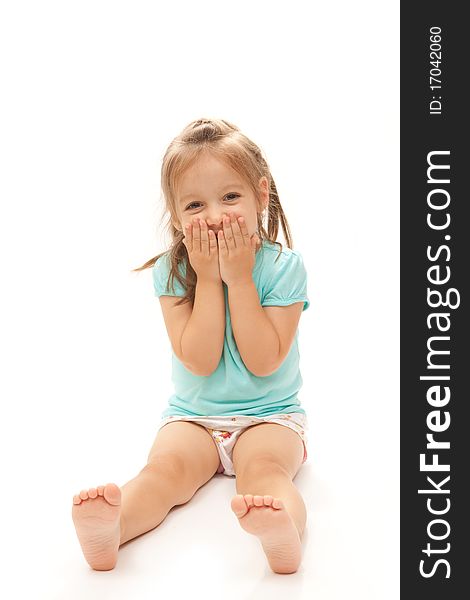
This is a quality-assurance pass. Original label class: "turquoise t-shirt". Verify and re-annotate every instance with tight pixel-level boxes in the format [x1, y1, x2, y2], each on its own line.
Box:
[152, 239, 310, 419]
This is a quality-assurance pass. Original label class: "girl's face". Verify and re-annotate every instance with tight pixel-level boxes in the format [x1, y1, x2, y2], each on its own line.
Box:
[173, 152, 269, 239]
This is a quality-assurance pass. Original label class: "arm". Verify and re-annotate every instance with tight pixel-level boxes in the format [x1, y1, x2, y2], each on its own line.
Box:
[228, 280, 303, 377]
[228, 280, 278, 376]
[180, 278, 225, 376]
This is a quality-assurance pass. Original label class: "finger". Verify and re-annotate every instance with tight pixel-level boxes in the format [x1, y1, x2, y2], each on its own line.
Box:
[208, 229, 218, 256]
[192, 217, 201, 253]
[232, 213, 244, 246]
[223, 214, 235, 249]
[218, 229, 227, 254]
[236, 216, 249, 245]
[184, 223, 192, 253]
[199, 218, 209, 255]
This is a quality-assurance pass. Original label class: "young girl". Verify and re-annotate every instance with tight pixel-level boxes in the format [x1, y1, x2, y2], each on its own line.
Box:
[72, 118, 310, 575]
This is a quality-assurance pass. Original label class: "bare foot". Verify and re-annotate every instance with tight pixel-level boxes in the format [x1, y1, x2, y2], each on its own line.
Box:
[231, 494, 301, 574]
[72, 483, 121, 570]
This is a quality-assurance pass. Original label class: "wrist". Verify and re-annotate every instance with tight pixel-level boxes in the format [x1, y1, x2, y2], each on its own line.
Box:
[227, 278, 254, 291]
[197, 276, 223, 287]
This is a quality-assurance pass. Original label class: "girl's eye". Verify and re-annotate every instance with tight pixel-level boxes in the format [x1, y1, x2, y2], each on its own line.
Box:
[224, 193, 239, 201]
[185, 193, 239, 211]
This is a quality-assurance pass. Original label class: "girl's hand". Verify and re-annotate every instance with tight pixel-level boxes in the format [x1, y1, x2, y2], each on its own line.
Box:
[217, 213, 260, 287]
[182, 217, 221, 284]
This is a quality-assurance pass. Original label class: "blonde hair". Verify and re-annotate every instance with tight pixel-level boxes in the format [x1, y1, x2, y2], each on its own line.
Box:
[132, 117, 294, 306]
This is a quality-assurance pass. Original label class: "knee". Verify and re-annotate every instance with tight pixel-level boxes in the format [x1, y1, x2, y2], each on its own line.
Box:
[235, 456, 289, 483]
[140, 456, 197, 506]
[143, 453, 187, 482]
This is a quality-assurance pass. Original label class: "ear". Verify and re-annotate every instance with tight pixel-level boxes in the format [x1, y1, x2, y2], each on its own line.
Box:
[172, 218, 182, 232]
[258, 176, 270, 211]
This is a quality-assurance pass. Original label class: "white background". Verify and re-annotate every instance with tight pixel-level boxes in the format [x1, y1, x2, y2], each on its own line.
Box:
[0, 1, 399, 598]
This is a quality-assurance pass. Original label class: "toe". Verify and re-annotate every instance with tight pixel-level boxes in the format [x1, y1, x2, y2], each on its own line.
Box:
[97, 486, 105, 496]
[73, 495, 82, 505]
[231, 494, 249, 518]
[264, 495, 274, 506]
[103, 483, 121, 506]
[272, 497, 283, 509]
[244, 494, 254, 508]
[253, 495, 264, 507]
[79, 489, 89, 500]
[88, 488, 98, 499]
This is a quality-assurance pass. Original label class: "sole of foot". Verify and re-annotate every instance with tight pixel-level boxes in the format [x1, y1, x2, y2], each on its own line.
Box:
[72, 482, 121, 571]
[231, 493, 301, 574]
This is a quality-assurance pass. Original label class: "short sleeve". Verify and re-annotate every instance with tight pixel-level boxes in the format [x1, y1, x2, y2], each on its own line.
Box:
[261, 250, 310, 311]
[152, 253, 187, 298]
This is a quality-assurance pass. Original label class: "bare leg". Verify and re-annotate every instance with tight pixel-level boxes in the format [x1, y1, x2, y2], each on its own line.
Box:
[72, 464, 197, 571]
[229, 421, 307, 574]
[72, 420, 220, 571]
[231, 469, 306, 574]
[119, 463, 192, 544]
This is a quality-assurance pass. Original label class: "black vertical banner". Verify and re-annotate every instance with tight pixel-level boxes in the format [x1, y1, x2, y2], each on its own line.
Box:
[401, 2, 469, 598]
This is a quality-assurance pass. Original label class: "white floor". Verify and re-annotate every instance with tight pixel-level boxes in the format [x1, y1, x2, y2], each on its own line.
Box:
[10, 439, 398, 600]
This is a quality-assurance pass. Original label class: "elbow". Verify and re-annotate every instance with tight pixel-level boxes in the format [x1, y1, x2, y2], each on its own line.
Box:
[200, 358, 221, 376]
[191, 353, 222, 377]
[249, 360, 281, 378]
[183, 364, 204, 376]
[178, 348, 220, 377]
[183, 358, 219, 377]
[189, 369, 209, 377]
[181, 361, 214, 377]
[192, 366, 218, 377]
[250, 336, 283, 377]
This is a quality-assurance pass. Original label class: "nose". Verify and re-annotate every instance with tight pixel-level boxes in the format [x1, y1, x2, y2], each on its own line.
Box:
[205, 213, 225, 233]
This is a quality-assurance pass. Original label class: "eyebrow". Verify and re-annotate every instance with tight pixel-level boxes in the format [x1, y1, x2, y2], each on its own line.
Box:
[179, 183, 244, 203]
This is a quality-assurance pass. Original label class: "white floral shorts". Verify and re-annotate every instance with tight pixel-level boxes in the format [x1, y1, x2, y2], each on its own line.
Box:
[157, 412, 308, 477]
